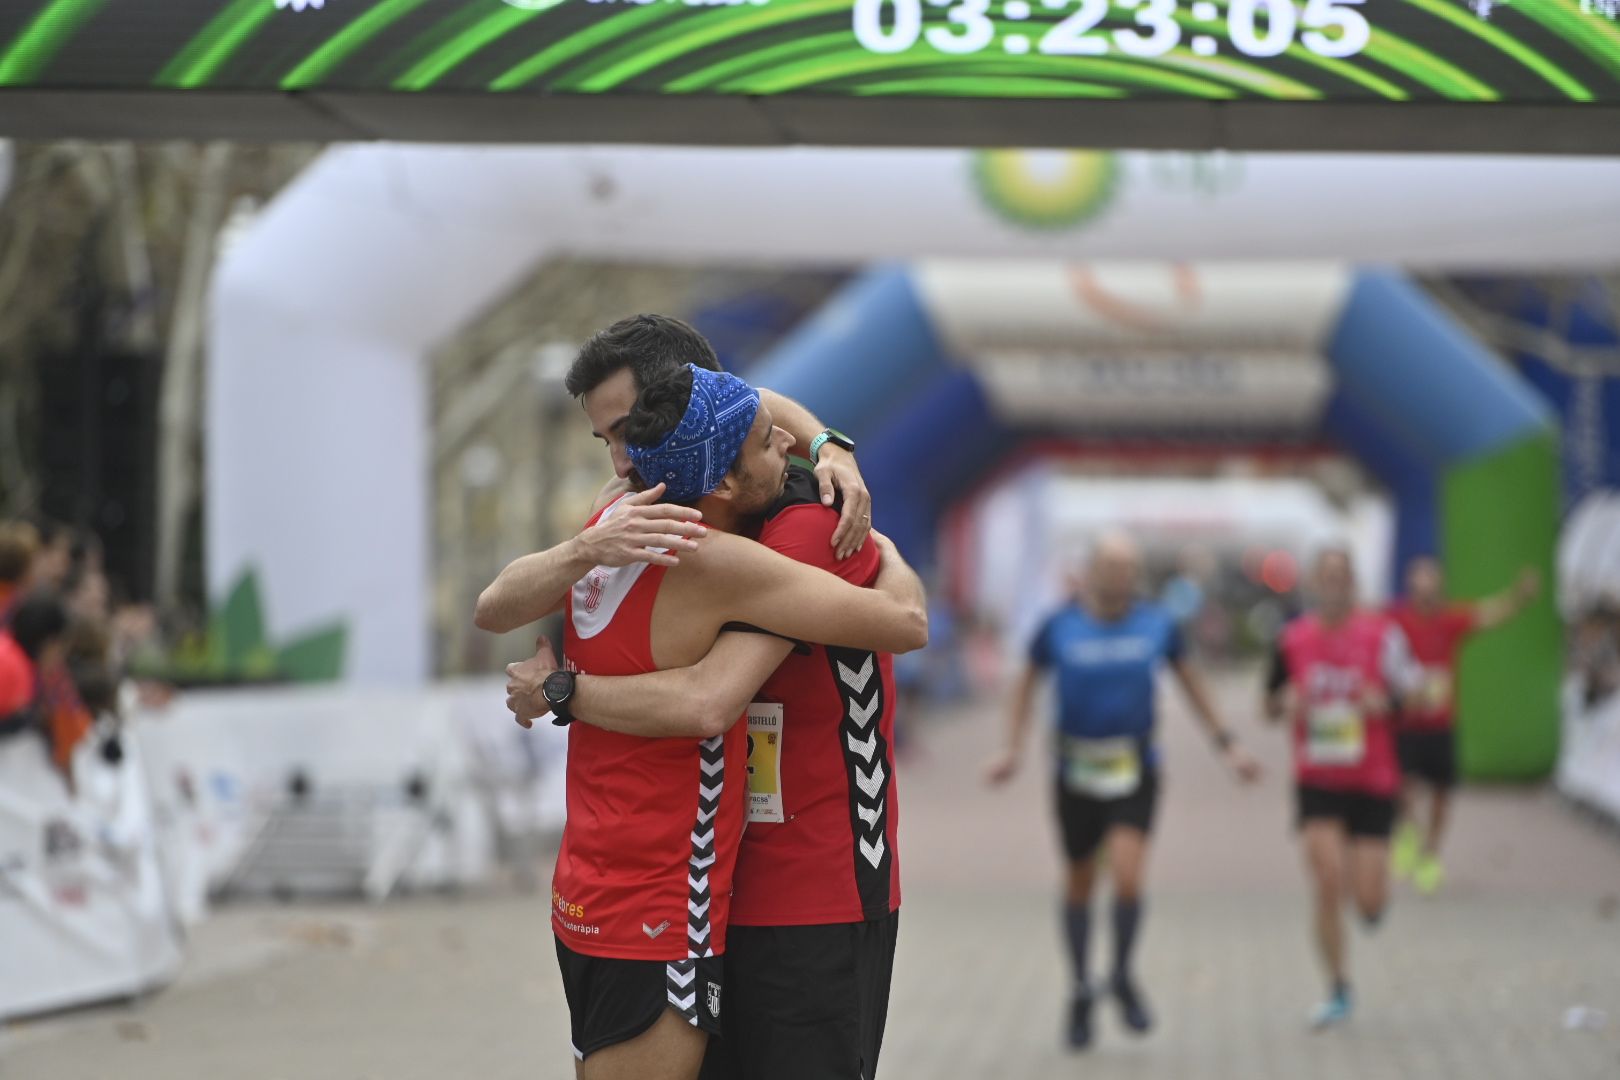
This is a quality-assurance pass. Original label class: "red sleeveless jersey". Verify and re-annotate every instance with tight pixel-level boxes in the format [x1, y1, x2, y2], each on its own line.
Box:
[1277, 611, 1403, 797]
[551, 496, 748, 961]
[729, 473, 900, 927]
[1386, 604, 1477, 730]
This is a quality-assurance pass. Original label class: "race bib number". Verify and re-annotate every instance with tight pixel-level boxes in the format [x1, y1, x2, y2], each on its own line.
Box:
[1060, 736, 1142, 800]
[1306, 703, 1366, 766]
[1418, 666, 1453, 713]
[745, 703, 784, 824]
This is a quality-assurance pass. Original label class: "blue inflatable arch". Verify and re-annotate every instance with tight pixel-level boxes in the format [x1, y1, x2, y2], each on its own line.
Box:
[748, 264, 1561, 779]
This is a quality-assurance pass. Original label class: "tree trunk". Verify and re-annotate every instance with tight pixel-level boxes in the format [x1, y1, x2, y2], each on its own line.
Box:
[153, 142, 232, 610]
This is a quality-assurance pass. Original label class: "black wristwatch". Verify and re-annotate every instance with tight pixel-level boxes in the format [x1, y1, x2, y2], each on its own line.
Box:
[543, 670, 577, 727]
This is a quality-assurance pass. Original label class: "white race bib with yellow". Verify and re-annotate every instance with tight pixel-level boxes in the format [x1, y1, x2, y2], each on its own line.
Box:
[1306, 702, 1366, 766]
[1060, 736, 1142, 800]
[745, 702, 784, 824]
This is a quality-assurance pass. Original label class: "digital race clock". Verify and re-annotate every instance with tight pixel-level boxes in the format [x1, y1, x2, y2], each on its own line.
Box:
[0, 1, 1616, 147]
[0, 0, 1614, 101]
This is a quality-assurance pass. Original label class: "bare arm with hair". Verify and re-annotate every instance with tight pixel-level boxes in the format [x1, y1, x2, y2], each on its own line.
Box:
[473, 482, 706, 634]
[506, 632, 794, 737]
[758, 388, 871, 561]
[687, 529, 927, 655]
[503, 530, 924, 732]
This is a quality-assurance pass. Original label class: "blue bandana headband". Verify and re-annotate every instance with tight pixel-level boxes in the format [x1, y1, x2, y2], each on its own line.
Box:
[627, 364, 762, 503]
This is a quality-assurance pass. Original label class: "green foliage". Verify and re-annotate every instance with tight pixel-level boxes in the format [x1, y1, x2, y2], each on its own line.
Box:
[129, 567, 348, 686]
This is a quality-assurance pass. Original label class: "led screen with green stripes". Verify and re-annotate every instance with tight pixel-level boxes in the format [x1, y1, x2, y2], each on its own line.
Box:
[1, 0, 1617, 103]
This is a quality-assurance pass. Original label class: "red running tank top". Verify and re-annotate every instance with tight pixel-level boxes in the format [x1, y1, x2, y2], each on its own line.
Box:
[1277, 611, 1403, 797]
[1386, 604, 1478, 730]
[729, 471, 900, 927]
[551, 496, 748, 961]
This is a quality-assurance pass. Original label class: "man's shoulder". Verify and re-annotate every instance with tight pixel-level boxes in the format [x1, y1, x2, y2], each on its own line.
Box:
[758, 466, 859, 575]
[764, 465, 828, 520]
[1045, 601, 1087, 630]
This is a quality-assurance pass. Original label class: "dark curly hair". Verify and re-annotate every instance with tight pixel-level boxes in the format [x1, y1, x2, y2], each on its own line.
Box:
[622, 366, 696, 455]
[564, 314, 721, 400]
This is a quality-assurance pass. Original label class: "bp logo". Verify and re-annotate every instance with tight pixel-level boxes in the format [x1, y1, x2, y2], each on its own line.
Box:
[971, 150, 1120, 232]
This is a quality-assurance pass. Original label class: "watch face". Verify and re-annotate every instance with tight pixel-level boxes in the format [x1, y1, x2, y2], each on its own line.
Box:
[543, 671, 572, 704]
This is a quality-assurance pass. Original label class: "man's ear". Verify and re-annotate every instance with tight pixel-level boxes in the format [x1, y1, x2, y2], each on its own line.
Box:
[708, 472, 740, 503]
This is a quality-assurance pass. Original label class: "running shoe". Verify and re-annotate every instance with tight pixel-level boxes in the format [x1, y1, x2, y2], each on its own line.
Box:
[1414, 854, 1445, 896]
[1112, 974, 1154, 1035]
[1309, 986, 1354, 1031]
[1392, 822, 1420, 881]
[1066, 988, 1095, 1050]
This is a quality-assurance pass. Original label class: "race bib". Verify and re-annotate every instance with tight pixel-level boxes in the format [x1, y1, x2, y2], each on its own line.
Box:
[1306, 702, 1366, 766]
[1060, 736, 1142, 800]
[745, 703, 784, 824]
[1418, 666, 1453, 713]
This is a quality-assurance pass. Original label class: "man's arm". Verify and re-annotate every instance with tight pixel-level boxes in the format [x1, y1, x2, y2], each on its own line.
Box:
[1263, 641, 1292, 723]
[1170, 658, 1262, 783]
[985, 662, 1043, 785]
[1379, 621, 1424, 708]
[693, 529, 927, 654]
[1471, 566, 1541, 630]
[506, 632, 794, 737]
[759, 388, 871, 561]
[473, 482, 706, 634]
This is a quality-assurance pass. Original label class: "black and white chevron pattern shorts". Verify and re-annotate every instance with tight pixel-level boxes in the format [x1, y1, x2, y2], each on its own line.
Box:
[554, 937, 724, 1060]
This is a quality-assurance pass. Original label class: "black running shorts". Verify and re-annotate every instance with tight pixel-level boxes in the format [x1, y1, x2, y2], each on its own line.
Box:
[1397, 728, 1458, 789]
[554, 937, 723, 1060]
[1295, 784, 1397, 840]
[1055, 771, 1160, 862]
[698, 912, 899, 1080]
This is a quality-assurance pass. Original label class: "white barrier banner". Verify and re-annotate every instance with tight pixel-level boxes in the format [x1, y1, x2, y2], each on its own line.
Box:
[0, 732, 184, 1021]
[1559, 683, 1620, 824]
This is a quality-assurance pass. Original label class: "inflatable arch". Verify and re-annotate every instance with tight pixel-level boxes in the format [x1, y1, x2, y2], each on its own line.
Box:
[210, 144, 1578, 776]
[752, 261, 1560, 779]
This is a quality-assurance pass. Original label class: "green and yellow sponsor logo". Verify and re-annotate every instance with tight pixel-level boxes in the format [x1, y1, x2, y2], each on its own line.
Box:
[971, 150, 1120, 232]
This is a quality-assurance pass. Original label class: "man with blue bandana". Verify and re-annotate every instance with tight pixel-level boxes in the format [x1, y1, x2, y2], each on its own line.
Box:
[496, 354, 928, 1080]
[505, 356, 915, 1080]
[985, 533, 1260, 1051]
[475, 315, 874, 637]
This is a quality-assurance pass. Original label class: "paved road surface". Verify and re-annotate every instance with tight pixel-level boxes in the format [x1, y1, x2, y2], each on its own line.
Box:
[6, 671, 1619, 1079]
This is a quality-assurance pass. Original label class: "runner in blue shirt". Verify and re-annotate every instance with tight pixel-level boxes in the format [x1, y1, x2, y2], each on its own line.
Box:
[987, 533, 1260, 1051]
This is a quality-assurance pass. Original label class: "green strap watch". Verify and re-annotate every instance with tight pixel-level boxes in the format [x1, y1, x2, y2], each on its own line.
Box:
[807, 428, 856, 463]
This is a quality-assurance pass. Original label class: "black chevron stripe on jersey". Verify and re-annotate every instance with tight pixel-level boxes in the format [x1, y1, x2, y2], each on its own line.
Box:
[684, 734, 725, 972]
[826, 645, 893, 920]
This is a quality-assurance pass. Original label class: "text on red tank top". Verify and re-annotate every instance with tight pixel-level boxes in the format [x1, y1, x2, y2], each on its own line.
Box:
[1283, 613, 1400, 797]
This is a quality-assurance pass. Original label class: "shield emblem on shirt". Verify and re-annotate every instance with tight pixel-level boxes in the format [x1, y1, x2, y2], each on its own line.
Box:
[583, 569, 606, 613]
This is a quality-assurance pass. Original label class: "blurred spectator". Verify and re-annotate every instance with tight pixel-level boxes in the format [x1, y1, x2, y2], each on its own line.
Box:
[0, 517, 175, 793]
[0, 578, 99, 794]
[1573, 603, 1620, 708]
[64, 532, 109, 623]
[0, 519, 39, 628]
[0, 592, 70, 746]
[65, 615, 120, 723]
[23, 515, 73, 591]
